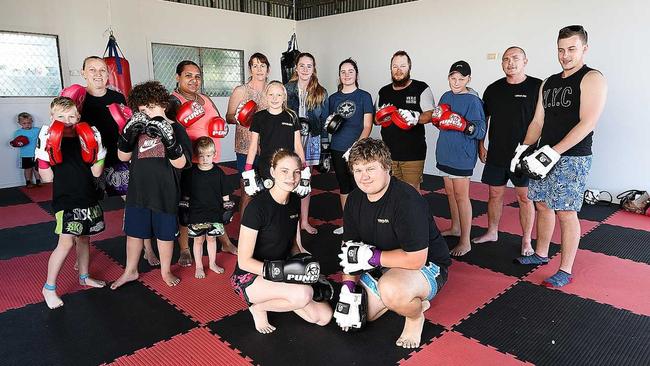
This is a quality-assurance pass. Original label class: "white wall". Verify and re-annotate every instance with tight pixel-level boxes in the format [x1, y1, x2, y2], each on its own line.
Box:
[0, 0, 295, 188]
[2, 0, 648, 195]
[297, 0, 650, 195]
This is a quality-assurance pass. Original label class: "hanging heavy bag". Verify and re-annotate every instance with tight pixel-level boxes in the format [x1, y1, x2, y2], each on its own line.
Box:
[103, 32, 132, 97]
[281, 33, 301, 84]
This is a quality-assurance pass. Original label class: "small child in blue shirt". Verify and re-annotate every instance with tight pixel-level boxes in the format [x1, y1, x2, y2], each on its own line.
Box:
[10, 112, 42, 187]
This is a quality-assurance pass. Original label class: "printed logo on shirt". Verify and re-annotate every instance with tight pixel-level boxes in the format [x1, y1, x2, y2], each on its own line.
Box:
[406, 96, 417, 104]
[289, 213, 299, 219]
[514, 94, 528, 98]
[377, 218, 390, 224]
[281, 122, 294, 127]
[543, 87, 573, 108]
[337, 100, 356, 118]
[138, 135, 165, 159]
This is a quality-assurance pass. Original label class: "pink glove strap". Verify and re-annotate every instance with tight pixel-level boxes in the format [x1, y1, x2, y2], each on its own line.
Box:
[244, 163, 253, 171]
[37, 159, 50, 170]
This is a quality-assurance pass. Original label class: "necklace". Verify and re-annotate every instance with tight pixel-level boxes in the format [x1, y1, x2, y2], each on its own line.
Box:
[177, 89, 199, 103]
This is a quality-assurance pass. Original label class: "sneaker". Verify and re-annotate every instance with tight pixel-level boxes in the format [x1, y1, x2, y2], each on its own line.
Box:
[333, 226, 344, 235]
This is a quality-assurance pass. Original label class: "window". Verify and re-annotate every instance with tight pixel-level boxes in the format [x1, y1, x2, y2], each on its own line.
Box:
[152, 43, 244, 97]
[0, 31, 63, 97]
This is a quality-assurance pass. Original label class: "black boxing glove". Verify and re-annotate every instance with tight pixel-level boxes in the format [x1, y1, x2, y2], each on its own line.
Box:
[146, 116, 183, 160]
[263, 253, 320, 284]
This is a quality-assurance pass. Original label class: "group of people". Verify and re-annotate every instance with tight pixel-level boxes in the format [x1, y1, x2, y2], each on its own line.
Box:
[12, 24, 606, 349]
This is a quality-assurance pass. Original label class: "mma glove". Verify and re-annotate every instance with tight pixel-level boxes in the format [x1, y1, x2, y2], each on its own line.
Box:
[262, 253, 321, 284]
[222, 199, 235, 224]
[334, 283, 368, 331]
[293, 167, 312, 198]
[146, 117, 184, 160]
[312, 276, 334, 302]
[397, 109, 420, 126]
[338, 241, 382, 275]
[178, 200, 190, 226]
[520, 145, 561, 180]
[242, 169, 264, 196]
[509, 143, 537, 175]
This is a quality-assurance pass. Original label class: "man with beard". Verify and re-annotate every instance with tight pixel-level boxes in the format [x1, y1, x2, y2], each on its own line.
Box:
[375, 51, 434, 190]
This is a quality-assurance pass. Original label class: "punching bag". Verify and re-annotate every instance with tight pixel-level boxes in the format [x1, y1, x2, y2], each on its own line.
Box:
[281, 33, 301, 84]
[103, 33, 132, 97]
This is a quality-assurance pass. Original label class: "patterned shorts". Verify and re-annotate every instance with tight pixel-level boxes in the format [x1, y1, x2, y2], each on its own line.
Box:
[302, 134, 321, 166]
[359, 262, 448, 301]
[102, 162, 130, 196]
[55, 204, 105, 236]
[528, 155, 592, 211]
[230, 272, 257, 306]
[187, 222, 225, 238]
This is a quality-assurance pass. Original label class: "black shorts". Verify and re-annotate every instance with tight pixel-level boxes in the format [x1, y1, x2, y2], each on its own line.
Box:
[54, 204, 105, 236]
[21, 157, 35, 169]
[332, 150, 357, 195]
[481, 163, 529, 187]
[187, 222, 225, 238]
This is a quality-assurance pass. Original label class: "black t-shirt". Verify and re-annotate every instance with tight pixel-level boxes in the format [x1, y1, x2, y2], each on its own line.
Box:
[81, 89, 126, 166]
[125, 120, 192, 214]
[181, 164, 228, 224]
[539, 65, 597, 156]
[234, 190, 300, 275]
[51, 137, 100, 212]
[378, 80, 432, 161]
[343, 177, 451, 268]
[250, 109, 300, 166]
[482, 76, 542, 167]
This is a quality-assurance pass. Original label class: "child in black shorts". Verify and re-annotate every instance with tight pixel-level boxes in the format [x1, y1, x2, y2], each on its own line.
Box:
[111, 81, 192, 289]
[181, 136, 235, 278]
[37, 97, 107, 309]
[10, 112, 42, 187]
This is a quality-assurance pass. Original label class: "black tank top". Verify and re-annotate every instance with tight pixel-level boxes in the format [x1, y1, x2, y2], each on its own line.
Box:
[539, 65, 598, 156]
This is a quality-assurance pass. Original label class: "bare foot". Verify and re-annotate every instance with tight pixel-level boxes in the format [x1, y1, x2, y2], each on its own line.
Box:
[395, 300, 429, 349]
[222, 243, 238, 255]
[441, 227, 461, 237]
[472, 231, 498, 244]
[177, 249, 192, 267]
[110, 271, 139, 290]
[521, 240, 534, 256]
[249, 305, 276, 334]
[80, 276, 106, 288]
[301, 221, 318, 235]
[450, 242, 471, 257]
[143, 250, 160, 266]
[162, 272, 181, 287]
[209, 263, 225, 274]
[195, 267, 206, 279]
[42, 287, 64, 309]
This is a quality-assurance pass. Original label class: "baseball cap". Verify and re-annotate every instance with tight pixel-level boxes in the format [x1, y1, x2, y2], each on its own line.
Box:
[449, 60, 471, 76]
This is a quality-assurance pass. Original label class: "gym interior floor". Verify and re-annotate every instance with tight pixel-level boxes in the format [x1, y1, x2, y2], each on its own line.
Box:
[1, 161, 648, 366]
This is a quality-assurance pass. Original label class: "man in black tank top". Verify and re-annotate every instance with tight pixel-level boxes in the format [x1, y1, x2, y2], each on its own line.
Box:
[512, 26, 607, 287]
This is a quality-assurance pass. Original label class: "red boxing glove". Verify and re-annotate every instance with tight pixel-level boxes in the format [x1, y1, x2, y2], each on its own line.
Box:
[431, 104, 451, 127]
[60, 84, 86, 113]
[75, 122, 99, 164]
[46, 121, 65, 165]
[176, 101, 205, 128]
[235, 100, 257, 127]
[438, 111, 475, 135]
[107, 103, 133, 134]
[207, 116, 229, 138]
[10, 135, 29, 147]
[375, 104, 396, 127]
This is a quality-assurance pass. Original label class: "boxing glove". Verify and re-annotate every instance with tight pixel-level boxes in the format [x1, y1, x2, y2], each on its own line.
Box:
[520, 145, 561, 180]
[325, 114, 344, 134]
[298, 117, 311, 136]
[222, 199, 235, 224]
[107, 103, 133, 134]
[316, 137, 332, 174]
[178, 200, 190, 226]
[338, 241, 381, 275]
[375, 104, 397, 127]
[35, 126, 51, 166]
[431, 104, 451, 127]
[510, 143, 536, 175]
[75, 122, 99, 164]
[146, 117, 184, 160]
[10, 135, 29, 147]
[118, 112, 149, 153]
[235, 100, 257, 127]
[262, 253, 321, 284]
[207, 116, 229, 138]
[391, 109, 420, 130]
[242, 169, 264, 196]
[43, 121, 65, 166]
[176, 101, 205, 128]
[438, 111, 475, 135]
[293, 167, 312, 198]
[60, 84, 86, 112]
[334, 283, 368, 330]
[312, 276, 334, 302]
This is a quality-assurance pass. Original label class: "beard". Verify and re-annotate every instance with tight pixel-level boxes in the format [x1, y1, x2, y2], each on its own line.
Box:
[392, 70, 411, 87]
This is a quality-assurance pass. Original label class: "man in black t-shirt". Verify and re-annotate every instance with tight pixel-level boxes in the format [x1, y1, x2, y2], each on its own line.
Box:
[335, 138, 450, 349]
[473, 47, 541, 256]
[376, 51, 435, 190]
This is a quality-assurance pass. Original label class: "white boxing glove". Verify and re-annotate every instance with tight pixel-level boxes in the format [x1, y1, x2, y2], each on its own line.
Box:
[398, 109, 420, 126]
[91, 126, 107, 162]
[338, 241, 380, 275]
[293, 167, 311, 198]
[242, 169, 263, 196]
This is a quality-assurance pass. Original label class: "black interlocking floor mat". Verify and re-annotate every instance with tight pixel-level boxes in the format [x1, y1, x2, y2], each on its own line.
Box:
[0, 187, 32, 206]
[580, 223, 650, 264]
[454, 281, 650, 366]
[0, 221, 57, 259]
[424, 192, 488, 219]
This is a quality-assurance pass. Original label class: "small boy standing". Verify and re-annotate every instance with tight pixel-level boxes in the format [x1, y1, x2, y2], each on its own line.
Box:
[111, 81, 192, 289]
[10, 112, 42, 187]
[181, 136, 235, 279]
[37, 97, 107, 309]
